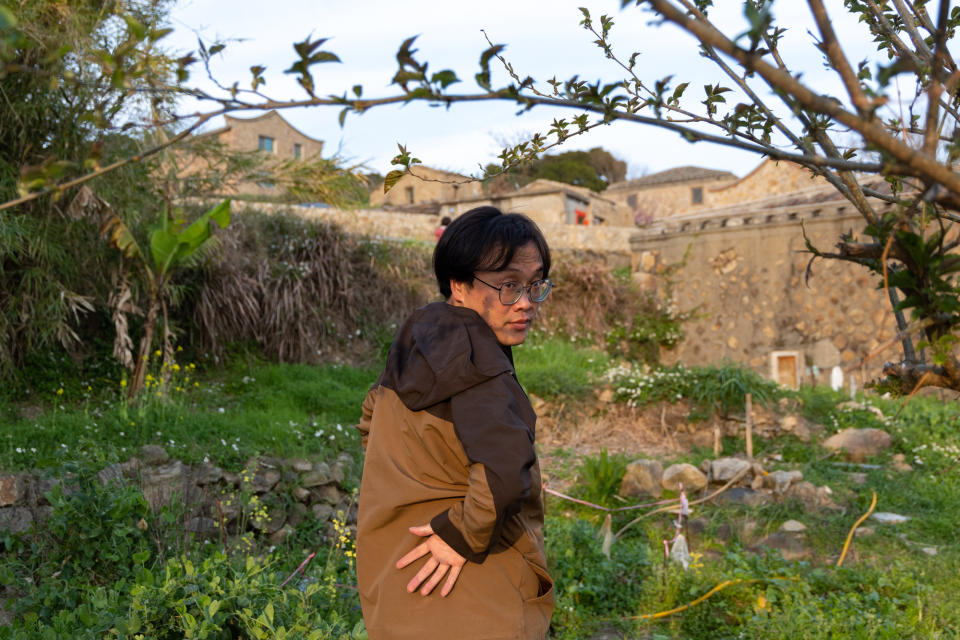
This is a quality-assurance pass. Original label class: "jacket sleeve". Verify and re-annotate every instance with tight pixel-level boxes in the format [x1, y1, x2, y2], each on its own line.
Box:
[429, 373, 536, 563]
[355, 386, 378, 450]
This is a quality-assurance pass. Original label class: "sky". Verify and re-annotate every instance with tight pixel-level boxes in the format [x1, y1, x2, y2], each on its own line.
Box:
[166, 1, 873, 180]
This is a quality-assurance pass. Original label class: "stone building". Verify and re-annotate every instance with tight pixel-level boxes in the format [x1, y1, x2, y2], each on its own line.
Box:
[630, 184, 899, 390]
[439, 178, 629, 227]
[368, 166, 483, 212]
[606, 166, 738, 222]
[607, 159, 832, 223]
[181, 110, 324, 199]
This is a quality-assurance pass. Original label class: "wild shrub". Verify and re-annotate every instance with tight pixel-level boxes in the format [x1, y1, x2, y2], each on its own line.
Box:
[184, 209, 433, 364]
[539, 260, 686, 365]
[605, 362, 783, 416]
[575, 449, 629, 507]
[0, 460, 152, 619]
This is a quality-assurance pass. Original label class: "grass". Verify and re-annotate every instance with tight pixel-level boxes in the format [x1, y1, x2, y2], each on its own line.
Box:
[514, 332, 610, 399]
[3, 343, 960, 638]
[0, 356, 376, 472]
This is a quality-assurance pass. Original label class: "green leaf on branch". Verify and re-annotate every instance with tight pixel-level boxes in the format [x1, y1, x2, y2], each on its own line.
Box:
[476, 43, 505, 90]
[383, 170, 404, 194]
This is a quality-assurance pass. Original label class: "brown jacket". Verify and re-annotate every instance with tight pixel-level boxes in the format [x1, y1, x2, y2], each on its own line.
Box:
[356, 302, 554, 639]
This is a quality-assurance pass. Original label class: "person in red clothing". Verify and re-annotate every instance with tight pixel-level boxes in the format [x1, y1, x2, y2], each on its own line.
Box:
[434, 215, 452, 241]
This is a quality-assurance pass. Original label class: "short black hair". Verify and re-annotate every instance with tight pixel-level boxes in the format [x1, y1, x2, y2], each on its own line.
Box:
[433, 206, 551, 299]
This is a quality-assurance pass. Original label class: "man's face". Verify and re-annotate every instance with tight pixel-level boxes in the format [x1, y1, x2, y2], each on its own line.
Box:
[449, 242, 544, 346]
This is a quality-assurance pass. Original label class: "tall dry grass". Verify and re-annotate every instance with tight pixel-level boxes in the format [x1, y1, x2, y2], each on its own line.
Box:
[184, 209, 434, 363]
[181, 213, 650, 364]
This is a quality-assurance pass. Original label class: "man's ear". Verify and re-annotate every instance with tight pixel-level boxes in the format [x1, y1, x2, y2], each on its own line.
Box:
[449, 279, 468, 306]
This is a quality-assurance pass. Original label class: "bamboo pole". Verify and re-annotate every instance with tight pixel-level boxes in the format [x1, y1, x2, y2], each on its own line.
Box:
[745, 392, 753, 459]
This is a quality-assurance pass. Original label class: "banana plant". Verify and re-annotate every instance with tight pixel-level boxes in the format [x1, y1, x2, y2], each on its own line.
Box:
[102, 199, 230, 397]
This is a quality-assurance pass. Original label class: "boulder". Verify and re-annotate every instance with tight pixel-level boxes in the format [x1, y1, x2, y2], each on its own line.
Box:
[715, 488, 773, 507]
[871, 512, 910, 524]
[891, 453, 914, 472]
[194, 462, 223, 485]
[311, 503, 334, 521]
[97, 464, 124, 487]
[250, 469, 281, 493]
[755, 532, 809, 561]
[821, 428, 892, 462]
[619, 459, 663, 498]
[140, 444, 169, 465]
[661, 463, 707, 492]
[269, 523, 295, 545]
[291, 458, 313, 473]
[302, 462, 333, 488]
[710, 457, 752, 483]
[764, 469, 803, 494]
[779, 519, 807, 533]
[785, 481, 842, 511]
[0, 475, 22, 507]
[0, 507, 33, 533]
[185, 516, 218, 535]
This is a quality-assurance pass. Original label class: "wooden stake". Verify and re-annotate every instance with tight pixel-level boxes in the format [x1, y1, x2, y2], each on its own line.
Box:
[745, 392, 753, 460]
[712, 410, 721, 457]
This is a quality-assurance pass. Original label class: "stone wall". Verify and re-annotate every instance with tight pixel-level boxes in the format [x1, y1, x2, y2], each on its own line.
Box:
[707, 159, 829, 209]
[0, 445, 357, 544]
[228, 201, 634, 260]
[631, 202, 900, 387]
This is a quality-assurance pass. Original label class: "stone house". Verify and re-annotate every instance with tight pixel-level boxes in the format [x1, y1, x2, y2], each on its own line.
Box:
[438, 178, 630, 228]
[608, 159, 831, 223]
[368, 166, 483, 212]
[180, 110, 324, 199]
[606, 166, 738, 222]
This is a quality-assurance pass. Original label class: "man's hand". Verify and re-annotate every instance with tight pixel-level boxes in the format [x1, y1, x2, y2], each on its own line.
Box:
[395, 523, 466, 597]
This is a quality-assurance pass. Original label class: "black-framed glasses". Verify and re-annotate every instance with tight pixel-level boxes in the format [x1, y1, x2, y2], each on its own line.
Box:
[473, 276, 553, 305]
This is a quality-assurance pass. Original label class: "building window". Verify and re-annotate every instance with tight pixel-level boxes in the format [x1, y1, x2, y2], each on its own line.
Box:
[406, 186, 415, 204]
[293, 143, 302, 159]
[691, 186, 703, 204]
[452, 184, 459, 200]
[258, 136, 274, 153]
[627, 194, 638, 209]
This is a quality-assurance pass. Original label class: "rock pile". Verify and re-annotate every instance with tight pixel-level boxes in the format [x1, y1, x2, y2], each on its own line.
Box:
[618, 455, 842, 512]
[0, 445, 357, 544]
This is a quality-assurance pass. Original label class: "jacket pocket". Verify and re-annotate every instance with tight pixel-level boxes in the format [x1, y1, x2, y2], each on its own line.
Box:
[520, 554, 554, 639]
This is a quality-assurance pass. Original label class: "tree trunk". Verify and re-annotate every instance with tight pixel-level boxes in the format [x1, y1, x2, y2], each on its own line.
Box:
[129, 295, 161, 399]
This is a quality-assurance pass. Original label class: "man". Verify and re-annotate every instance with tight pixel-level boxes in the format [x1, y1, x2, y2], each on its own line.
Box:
[356, 206, 555, 639]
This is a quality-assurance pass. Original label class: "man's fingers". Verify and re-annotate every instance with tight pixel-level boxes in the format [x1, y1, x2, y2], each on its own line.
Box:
[396, 541, 429, 569]
[419, 562, 449, 595]
[407, 557, 439, 593]
[408, 524, 434, 537]
[440, 563, 462, 597]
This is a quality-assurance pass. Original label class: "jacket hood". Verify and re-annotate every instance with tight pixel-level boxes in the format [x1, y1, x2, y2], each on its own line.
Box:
[380, 302, 515, 411]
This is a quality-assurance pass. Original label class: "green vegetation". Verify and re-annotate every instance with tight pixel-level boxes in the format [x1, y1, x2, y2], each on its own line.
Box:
[514, 334, 609, 399]
[4, 345, 960, 638]
[605, 361, 784, 417]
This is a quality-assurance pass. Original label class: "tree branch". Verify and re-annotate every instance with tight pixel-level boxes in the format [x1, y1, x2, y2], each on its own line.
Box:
[645, 0, 960, 201]
[807, 0, 873, 115]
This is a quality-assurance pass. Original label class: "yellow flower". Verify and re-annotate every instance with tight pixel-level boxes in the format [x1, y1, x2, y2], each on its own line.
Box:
[176, 346, 183, 352]
[56, 388, 64, 395]
[156, 391, 162, 397]
[172, 364, 181, 372]
[194, 382, 199, 387]
[120, 379, 127, 388]
[130, 421, 135, 426]
[154, 349, 162, 357]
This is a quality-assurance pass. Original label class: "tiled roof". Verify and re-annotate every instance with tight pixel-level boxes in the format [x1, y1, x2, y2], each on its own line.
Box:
[608, 166, 737, 190]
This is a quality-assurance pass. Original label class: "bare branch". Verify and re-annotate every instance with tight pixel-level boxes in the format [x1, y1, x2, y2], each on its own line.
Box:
[808, 0, 873, 115]
[645, 0, 960, 200]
